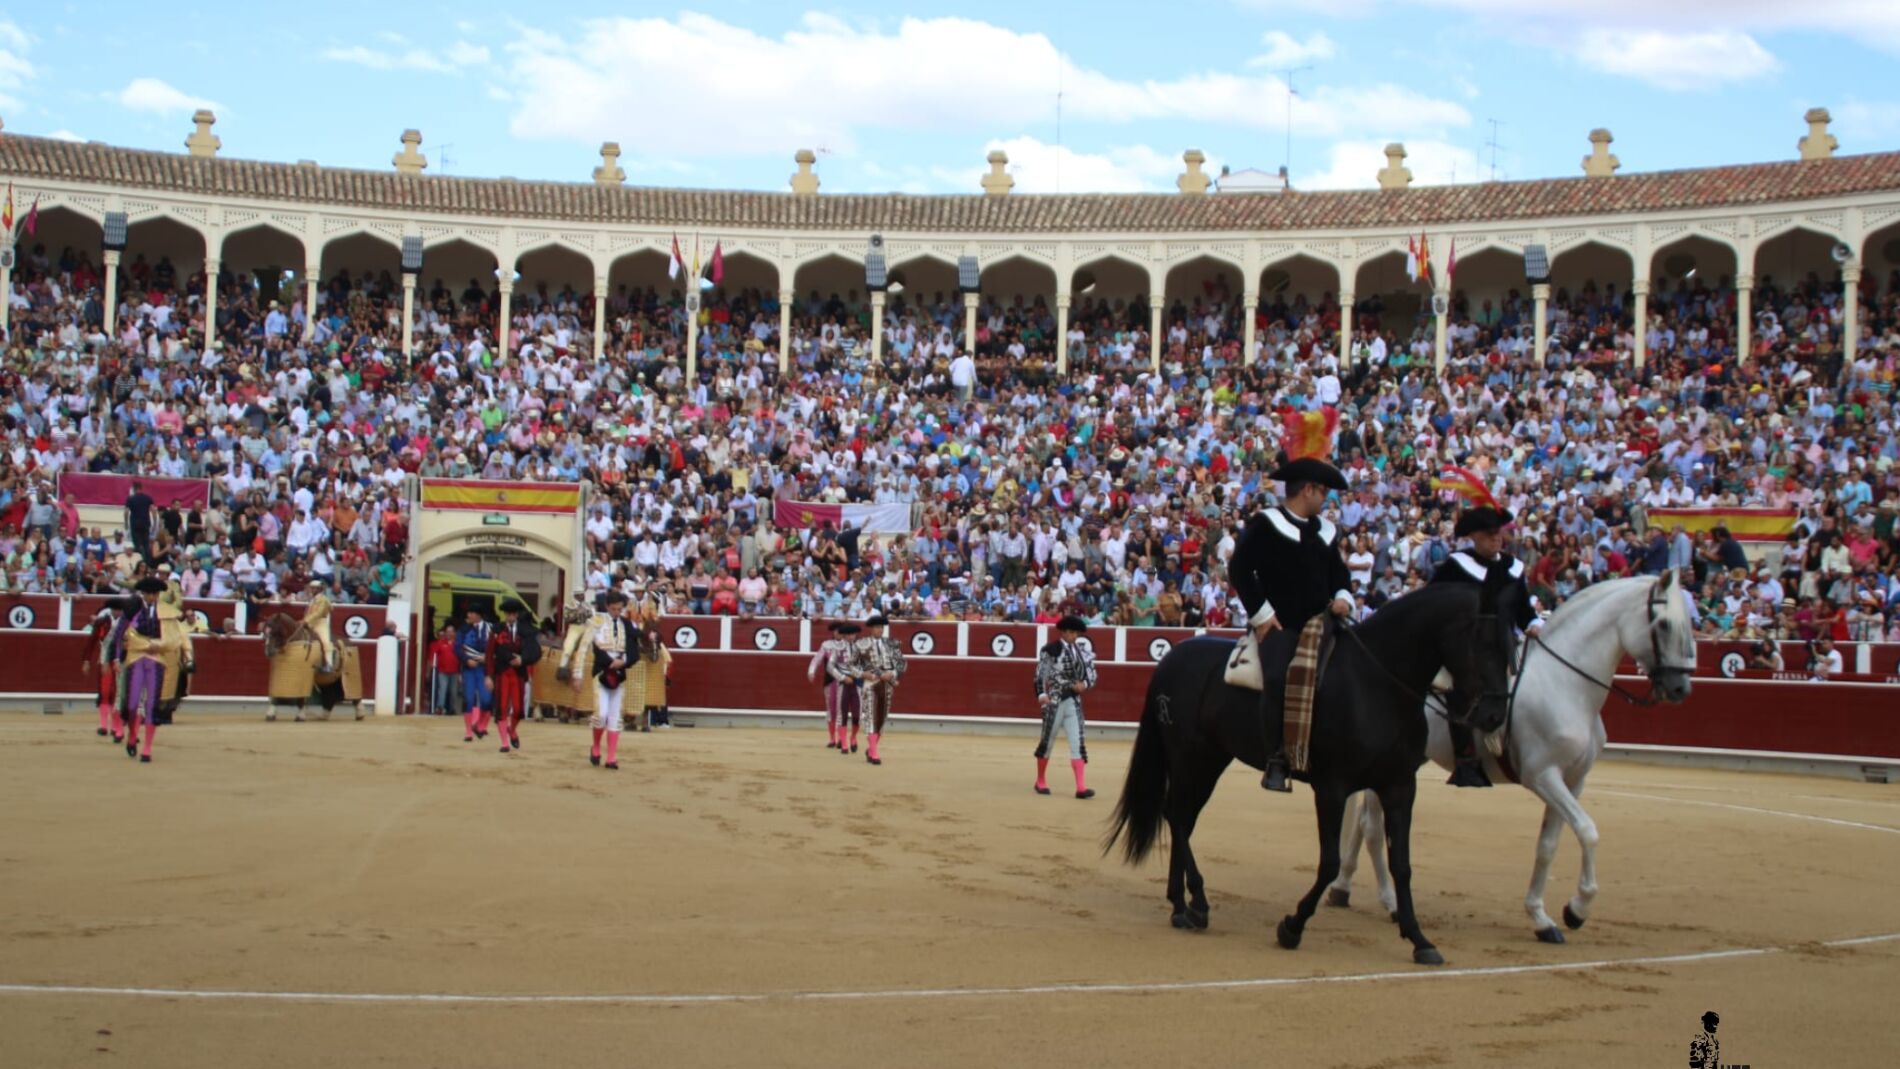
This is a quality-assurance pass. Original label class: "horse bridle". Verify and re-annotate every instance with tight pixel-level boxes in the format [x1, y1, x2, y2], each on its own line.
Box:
[1528, 582, 1694, 708]
[1341, 611, 1514, 727]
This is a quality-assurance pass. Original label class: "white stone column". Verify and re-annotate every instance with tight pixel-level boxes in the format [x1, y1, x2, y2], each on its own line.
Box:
[1532, 282, 1550, 369]
[1843, 263, 1862, 364]
[1432, 287, 1449, 374]
[592, 275, 608, 360]
[1338, 290, 1355, 367]
[400, 273, 417, 359]
[497, 279, 513, 364]
[103, 250, 122, 336]
[1736, 274, 1754, 364]
[962, 292, 978, 355]
[1241, 288, 1259, 367]
[685, 295, 700, 382]
[1149, 294, 1164, 373]
[1632, 278, 1649, 372]
[0, 253, 11, 342]
[1055, 292, 1072, 375]
[202, 257, 220, 345]
[303, 266, 319, 343]
[777, 288, 793, 373]
[869, 289, 886, 378]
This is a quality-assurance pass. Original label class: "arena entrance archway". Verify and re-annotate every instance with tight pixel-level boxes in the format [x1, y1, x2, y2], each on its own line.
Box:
[398, 477, 587, 715]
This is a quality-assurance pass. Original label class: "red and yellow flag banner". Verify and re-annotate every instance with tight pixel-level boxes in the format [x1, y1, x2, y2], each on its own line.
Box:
[419, 478, 581, 514]
[1647, 507, 1797, 544]
[1280, 407, 1339, 461]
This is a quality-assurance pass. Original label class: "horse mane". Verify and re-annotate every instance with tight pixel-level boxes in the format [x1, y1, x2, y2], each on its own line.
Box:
[1353, 581, 1481, 642]
[1539, 576, 1649, 639]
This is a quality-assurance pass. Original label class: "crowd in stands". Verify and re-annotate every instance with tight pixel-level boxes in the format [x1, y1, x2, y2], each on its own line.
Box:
[3, 235, 1898, 674]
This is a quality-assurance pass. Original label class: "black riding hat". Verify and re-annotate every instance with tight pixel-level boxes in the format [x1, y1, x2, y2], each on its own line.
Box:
[134, 577, 168, 594]
[499, 598, 528, 615]
[1453, 506, 1515, 538]
[1055, 614, 1088, 633]
[1270, 456, 1348, 492]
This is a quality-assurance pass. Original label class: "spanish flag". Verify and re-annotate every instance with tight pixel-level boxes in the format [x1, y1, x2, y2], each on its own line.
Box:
[419, 478, 582, 514]
[1647, 507, 1797, 544]
[2, 184, 11, 233]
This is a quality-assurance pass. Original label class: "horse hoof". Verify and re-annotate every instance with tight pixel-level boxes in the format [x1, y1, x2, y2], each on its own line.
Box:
[1389, 911, 1399, 924]
[1563, 904, 1586, 930]
[1535, 926, 1566, 945]
[1171, 912, 1193, 930]
[1275, 917, 1302, 950]
[1414, 947, 1445, 967]
[1325, 888, 1351, 909]
[1185, 907, 1209, 930]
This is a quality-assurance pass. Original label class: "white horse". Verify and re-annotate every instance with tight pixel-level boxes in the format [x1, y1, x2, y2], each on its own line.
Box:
[1326, 573, 1698, 943]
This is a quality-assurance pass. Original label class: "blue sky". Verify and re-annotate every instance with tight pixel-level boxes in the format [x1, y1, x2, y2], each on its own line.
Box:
[2, 2, 1897, 195]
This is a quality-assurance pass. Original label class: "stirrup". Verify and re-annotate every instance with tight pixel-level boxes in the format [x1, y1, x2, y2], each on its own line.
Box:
[1447, 758, 1492, 788]
[1261, 756, 1293, 793]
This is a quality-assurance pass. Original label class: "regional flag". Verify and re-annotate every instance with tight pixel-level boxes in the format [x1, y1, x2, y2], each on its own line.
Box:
[709, 241, 724, 285]
[1405, 236, 1419, 282]
[667, 234, 684, 280]
[2, 183, 11, 232]
[1445, 237, 1457, 288]
[1418, 232, 1433, 287]
[771, 498, 912, 534]
[23, 196, 37, 237]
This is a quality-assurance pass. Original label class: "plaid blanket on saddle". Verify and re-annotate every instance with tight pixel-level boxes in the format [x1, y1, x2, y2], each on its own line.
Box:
[1283, 616, 1334, 774]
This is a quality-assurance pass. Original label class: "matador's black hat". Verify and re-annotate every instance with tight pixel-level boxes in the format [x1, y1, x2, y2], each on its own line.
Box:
[1055, 615, 1089, 633]
[499, 598, 528, 615]
[836, 622, 861, 635]
[134, 577, 168, 594]
[865, 614, 890, 628]
[1453, 506, 1515, 538]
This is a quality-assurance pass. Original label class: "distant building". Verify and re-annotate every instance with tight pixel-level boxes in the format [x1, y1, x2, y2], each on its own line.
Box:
[1215, 165, 1289, 193]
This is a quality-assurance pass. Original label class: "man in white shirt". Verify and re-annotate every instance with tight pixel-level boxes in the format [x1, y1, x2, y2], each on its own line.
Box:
[949, 352, 976, 404]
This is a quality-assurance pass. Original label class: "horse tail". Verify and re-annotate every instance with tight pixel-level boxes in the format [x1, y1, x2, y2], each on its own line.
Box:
[1105, 668, 1170, 866]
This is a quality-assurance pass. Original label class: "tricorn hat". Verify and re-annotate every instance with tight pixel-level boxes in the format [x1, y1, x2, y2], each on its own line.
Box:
[1270, 456, 1349, 492]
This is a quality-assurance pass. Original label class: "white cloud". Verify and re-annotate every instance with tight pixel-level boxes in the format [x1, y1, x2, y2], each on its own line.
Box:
[1298, 139, 1481, 191]
[1571, 29, 1778, 90]
[499, 13, 1468, 157]
[47, 128, 82, 141]
[1835, 98, 1900, 139]
[0, 19, 36, 113]
[1249, 30, 1337, 69]
[957, 137, 1203, 194]
[117, 77, 220, 116]
[321, 41, 488, 73]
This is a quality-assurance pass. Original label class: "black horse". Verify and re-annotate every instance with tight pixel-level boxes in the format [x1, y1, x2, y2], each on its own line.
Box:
[1106, 578, 1516, 965]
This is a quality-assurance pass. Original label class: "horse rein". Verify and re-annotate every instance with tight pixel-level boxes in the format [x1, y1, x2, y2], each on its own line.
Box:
[1339, 614, 1511, 725]
[1525, 583, 1693, 708]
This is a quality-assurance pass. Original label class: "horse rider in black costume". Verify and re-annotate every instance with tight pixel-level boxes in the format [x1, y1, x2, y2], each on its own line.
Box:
[1230, 455, 1356, 793]
[1428, 504, 1541, 787]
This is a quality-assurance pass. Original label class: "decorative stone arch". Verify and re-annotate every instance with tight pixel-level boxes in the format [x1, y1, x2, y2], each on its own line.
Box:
[514, 242, 600, 305]
[1648, 231, 1741, 292]
[11, 204, 105, 265]
[1859, 213, 1900, 290]
[1750, 214, 1847, 249]
[787, 244, 865, 277]
[121, 204, 214, 247]
[1257, 252, 1344, 306]
[885, 252, 959, 304]
[1752, 223, 1844, 293]
[792, 251, 869, 308]
[217, 217, 308, 260]
[1442, 243, 1527, 318]
[120, 214, 210, 283]
[707, 247, 782, 300]
[317, 229, 404, 278]
[1070, 253, 1149, 299]
[402, 477, 587, 714]
[512, 235, 603, 276]
[977, 254, 1058, 311]
[1549, 239, 1636, 304]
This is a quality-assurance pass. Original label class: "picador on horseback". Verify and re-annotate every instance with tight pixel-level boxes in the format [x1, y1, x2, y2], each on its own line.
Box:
[1230, 409, 1355, 793]
[1427, 467, 1541, 788]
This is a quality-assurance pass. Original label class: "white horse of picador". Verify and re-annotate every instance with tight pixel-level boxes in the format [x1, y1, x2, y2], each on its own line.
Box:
[1328, 573, 1698, 943]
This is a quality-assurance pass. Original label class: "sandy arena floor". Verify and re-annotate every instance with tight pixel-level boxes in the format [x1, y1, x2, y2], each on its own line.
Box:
[1, 712, 1895, 1067]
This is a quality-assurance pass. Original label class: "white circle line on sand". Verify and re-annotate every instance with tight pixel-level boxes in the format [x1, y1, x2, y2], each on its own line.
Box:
[1595, 790, 1900, 836]
[2, 933, 1895, 1007]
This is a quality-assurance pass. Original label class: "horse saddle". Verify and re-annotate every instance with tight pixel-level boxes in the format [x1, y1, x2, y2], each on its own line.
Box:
[1243, 618, 1335, 774]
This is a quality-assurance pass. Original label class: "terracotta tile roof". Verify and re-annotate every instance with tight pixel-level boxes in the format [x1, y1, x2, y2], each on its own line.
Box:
[4, 134, 1899, 232]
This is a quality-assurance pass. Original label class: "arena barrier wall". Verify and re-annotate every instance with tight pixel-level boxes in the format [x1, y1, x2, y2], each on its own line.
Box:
[1, 604, 1893, 760]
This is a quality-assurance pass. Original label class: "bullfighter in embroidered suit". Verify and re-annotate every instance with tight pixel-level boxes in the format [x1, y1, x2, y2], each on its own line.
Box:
[852, 615, 905, 766]
[1034, 615, 1099, 799]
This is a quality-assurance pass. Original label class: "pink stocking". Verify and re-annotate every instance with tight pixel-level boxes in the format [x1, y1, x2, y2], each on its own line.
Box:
[1071, 759, 1088, 793]
[605, 731, 620, 765]
[141, 723, 157, 759]
[98, 701, 112, 734]
[1035, 758, 1049, 790]
[462, 711, 476, 739]
[475, 709, 493, 734]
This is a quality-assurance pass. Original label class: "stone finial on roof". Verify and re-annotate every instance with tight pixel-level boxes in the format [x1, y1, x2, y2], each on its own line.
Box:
[1177, 149, 1211, 196]
[1376, 143, 1411, 190]
[393, 129, 427, 176]
[1583, 128, 1620, 178]
[1800, 107, 1838, 161]
[593, 142, 626, 186]
[981, 150, 1014, 197]
[791, 148, 819, 196]
[185, 109, 220, 158]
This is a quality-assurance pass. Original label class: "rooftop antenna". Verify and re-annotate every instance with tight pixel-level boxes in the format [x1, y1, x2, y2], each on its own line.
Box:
[439, 143, 455, 175]
[1279, 65, 1313, 177]
[1483, 119, 1505, 181]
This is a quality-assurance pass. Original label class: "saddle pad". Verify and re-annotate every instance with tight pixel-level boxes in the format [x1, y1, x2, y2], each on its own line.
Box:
[1283, 616, 1331, 774]
[1223, 633, 1264, 691]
